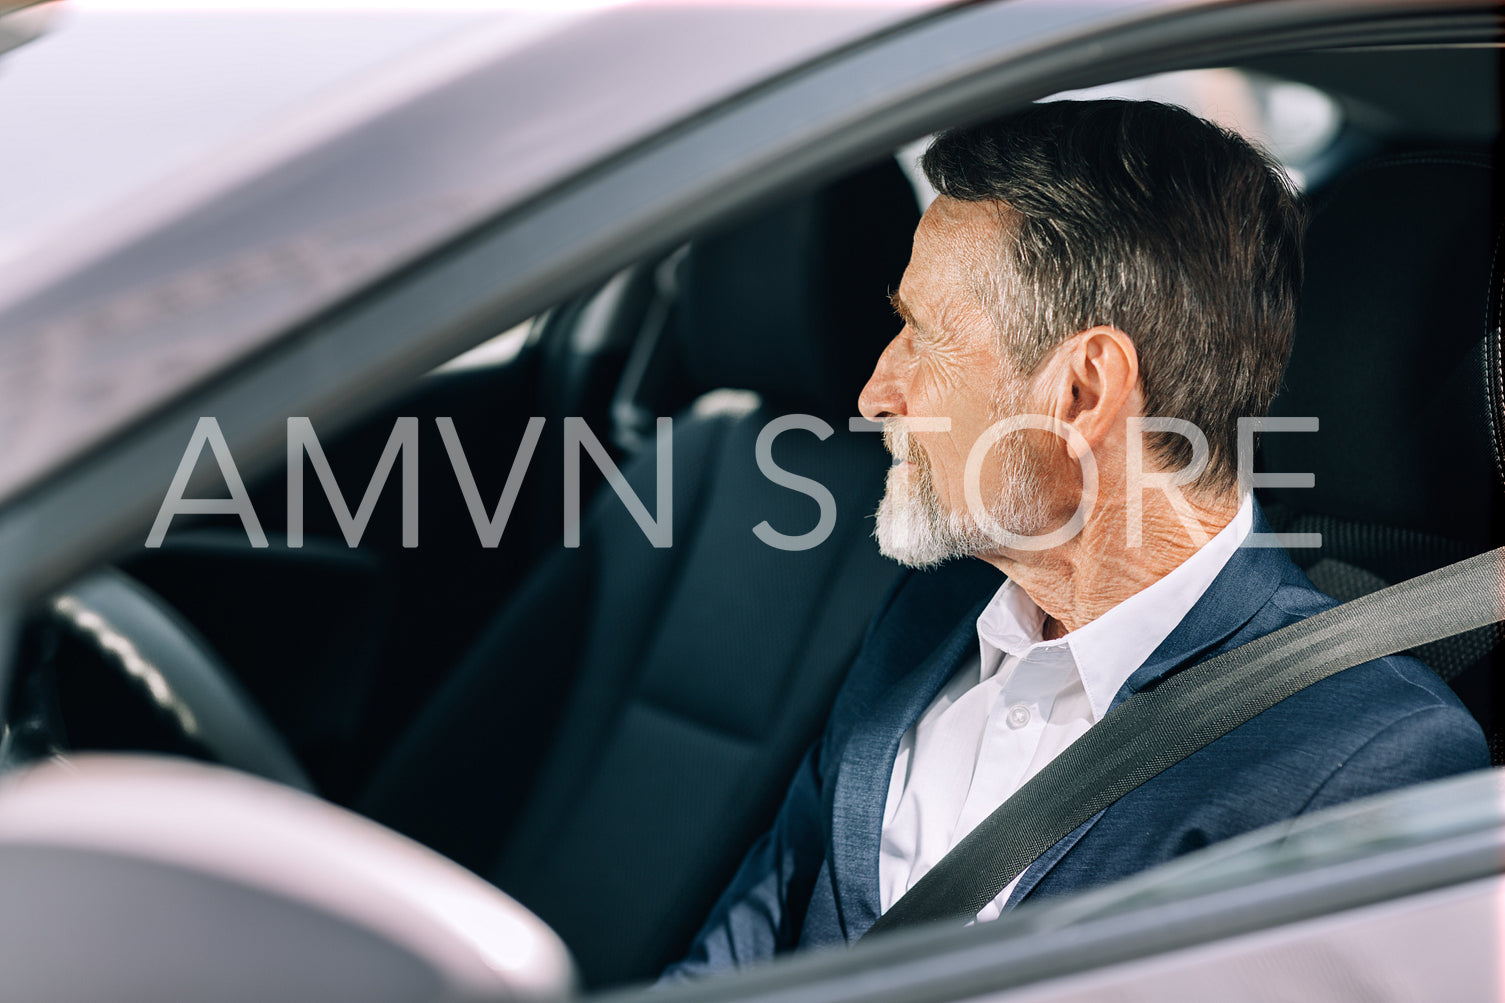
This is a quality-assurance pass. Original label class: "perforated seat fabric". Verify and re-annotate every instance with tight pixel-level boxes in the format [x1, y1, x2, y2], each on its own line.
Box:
[360, 160, 919, 986]
[1263, 152, 1502, 743]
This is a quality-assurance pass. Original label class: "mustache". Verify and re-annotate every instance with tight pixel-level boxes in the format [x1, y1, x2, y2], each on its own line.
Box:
[881, 419, 923, 468]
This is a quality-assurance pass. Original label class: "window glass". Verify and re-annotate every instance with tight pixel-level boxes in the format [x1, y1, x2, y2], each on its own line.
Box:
[895, 69, 1342, 201]
[1049, 68, 1343, 187]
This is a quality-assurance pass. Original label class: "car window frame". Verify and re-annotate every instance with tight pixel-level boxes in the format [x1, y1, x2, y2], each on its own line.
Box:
[624, 770, 1504, 1003]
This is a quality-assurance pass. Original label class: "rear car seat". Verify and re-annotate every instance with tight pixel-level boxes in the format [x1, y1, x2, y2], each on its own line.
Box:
[1262, 152, 1503, 757]
[361, 159, 919, 986]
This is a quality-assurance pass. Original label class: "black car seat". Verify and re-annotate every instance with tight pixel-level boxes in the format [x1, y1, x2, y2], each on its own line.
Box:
[320, 270, 657, 782]
[1261, 152, 1503, 756]
[360, 159, 919, 986]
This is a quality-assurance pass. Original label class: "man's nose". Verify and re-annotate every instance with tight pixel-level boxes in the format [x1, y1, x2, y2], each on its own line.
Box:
[858, 338, 906, 420]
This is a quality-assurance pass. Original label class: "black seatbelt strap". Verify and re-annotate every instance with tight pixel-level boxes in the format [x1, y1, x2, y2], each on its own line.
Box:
[863, 545, 1505, 938]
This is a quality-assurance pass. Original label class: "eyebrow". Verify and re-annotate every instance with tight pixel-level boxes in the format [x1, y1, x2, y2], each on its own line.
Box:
[889, 290, 920, 330]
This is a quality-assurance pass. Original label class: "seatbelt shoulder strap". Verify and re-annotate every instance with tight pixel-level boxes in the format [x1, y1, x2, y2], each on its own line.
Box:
[864, 546, 1505, 937]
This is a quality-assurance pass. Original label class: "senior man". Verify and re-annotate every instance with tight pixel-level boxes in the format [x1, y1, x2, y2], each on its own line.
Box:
[662, 99, 1488, 978]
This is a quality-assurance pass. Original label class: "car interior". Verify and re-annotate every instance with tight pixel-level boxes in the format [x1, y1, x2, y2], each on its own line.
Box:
[9, 39, 1502, 993]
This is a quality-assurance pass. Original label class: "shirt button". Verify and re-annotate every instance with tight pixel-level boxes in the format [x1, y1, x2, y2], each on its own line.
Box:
[1005, 703, 1030, 729]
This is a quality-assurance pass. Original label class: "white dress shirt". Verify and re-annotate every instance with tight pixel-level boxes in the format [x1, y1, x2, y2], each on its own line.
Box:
[878, 495, 1254, 921]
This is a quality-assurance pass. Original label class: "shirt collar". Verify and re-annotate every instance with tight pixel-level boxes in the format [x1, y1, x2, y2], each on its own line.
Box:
[975, 494, 1254, 721]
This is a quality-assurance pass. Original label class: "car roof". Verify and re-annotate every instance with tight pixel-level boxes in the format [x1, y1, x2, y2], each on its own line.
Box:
[0, 0, 947, 507]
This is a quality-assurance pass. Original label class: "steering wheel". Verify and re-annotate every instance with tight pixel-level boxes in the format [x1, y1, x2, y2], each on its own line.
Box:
[4, 569, 314, 792]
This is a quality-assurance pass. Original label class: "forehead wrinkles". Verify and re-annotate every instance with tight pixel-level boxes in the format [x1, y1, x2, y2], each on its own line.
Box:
[932, 200, 1017, 322]
[961, 203, 1034, 379]
[909, 198, 1009, 338]
[920, 197, 1007, 271]
[959, 202, 1019, 318]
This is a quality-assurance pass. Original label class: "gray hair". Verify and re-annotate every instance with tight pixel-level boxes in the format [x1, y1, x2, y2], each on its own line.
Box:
[922, 99, 1307, 489]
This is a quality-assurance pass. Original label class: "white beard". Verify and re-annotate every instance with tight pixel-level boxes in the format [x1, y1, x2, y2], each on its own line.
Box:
[873, 415, 1054, 568]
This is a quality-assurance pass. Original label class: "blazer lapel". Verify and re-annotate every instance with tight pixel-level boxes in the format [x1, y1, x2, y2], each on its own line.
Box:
[828, 596, 988, 939]
[1007, 505, 1296, 906]
[1111, 504, 1295, 708]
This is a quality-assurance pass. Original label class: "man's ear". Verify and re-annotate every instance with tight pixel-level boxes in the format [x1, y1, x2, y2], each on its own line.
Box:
[1051, 325, 1140, 448]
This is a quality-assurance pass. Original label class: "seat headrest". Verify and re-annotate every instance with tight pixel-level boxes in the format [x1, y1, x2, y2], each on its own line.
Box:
[676, 159, 920, 414]
[1265, 153, 1501, 546]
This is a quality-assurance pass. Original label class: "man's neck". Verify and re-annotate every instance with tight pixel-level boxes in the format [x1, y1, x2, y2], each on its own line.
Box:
[986, 490, 1242, 637]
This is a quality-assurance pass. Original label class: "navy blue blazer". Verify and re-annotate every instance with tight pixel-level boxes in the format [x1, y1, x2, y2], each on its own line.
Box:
[662, 514, 1490, 979]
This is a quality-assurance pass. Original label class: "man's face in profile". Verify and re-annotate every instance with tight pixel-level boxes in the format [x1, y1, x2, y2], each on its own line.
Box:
[858, 196, 1058, 568]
